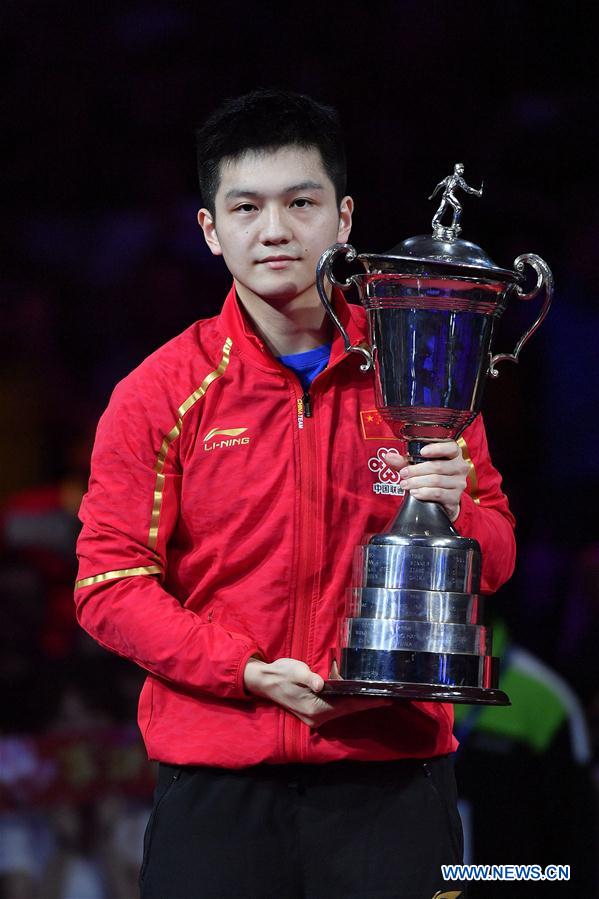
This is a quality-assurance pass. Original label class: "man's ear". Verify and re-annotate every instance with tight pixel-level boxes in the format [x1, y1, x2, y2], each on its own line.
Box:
[337, 196, 354, 243]
[197, 208, 222, 256]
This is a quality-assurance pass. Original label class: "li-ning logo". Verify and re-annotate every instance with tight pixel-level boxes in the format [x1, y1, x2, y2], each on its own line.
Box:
[432, 893, 462, 899]
[203, 427, 250, 452]
[368, 447, 405, 496]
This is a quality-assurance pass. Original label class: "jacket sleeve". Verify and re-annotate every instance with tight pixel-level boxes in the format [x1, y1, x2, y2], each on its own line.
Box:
[452, 414, 516, 594]
[74, 376, 261, 699]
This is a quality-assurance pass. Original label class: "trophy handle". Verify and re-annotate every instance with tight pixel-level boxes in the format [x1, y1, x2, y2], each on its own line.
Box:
[488, 253, 553, 378]
[316, 243, 373, 372]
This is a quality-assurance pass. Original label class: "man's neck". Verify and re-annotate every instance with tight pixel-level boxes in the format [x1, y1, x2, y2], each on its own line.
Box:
[234, 282, 332, 356]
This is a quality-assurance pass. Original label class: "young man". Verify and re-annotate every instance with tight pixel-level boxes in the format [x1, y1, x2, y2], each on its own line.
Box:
[75, 89, 516, 898]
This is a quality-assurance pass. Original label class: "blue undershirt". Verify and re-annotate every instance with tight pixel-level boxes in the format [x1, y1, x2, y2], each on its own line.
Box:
[277, 343, 331, 391]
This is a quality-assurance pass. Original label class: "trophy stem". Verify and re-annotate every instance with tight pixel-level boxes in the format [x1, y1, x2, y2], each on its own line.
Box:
[387, 439, 458, 539]
[387, 492, 458, 539]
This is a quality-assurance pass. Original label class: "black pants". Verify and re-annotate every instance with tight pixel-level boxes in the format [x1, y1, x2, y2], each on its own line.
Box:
[139, 757, 465, 899]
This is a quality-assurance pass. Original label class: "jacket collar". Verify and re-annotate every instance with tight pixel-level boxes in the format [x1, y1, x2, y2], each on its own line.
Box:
[217, 284, 367, 374]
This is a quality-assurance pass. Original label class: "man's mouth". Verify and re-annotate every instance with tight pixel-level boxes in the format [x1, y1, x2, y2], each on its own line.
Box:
[258, 255, 298, 269]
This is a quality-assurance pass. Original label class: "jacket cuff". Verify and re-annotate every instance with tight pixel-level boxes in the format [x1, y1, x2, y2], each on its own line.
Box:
[452, 491, 476, 537]
[233, 644, 265, 700]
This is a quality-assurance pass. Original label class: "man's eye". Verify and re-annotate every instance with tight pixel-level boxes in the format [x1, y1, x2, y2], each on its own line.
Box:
[291, 198, 313, 208]
[235, 203, 257, 213]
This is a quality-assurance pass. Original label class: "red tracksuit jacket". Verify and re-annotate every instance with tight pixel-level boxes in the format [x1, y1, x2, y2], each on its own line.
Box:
[75, 286, 516, 767]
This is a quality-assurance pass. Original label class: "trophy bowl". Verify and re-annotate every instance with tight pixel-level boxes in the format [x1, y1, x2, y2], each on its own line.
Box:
[317, 172, 553, 705]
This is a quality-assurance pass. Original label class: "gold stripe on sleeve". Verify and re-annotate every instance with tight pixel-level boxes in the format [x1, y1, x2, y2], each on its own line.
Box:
[75, 565, 162, 590]
[457, 435, 480, 505]
[148, 337, 233, 551]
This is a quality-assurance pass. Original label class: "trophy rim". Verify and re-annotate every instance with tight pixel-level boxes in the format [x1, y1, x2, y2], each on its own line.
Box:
[355, 251, 522, 285]
[361, 533, 481, 552]
[322, 679, 510, 706]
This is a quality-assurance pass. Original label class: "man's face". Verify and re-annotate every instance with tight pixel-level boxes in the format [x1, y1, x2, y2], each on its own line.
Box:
[198, 146, 353, 309]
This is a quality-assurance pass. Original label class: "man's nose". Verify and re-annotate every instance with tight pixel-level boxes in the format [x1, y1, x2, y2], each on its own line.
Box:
[259, 205, 292, 244]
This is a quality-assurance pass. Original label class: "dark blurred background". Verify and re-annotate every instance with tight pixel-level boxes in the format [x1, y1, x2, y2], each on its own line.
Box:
[1, 2, 598, 897]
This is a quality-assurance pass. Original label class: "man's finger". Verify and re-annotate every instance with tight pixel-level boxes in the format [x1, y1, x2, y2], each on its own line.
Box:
[419, 441, 461, 459]
[310, 673, 325, 693]
[384, 448, 408, 470]
[400, 469, 467, 492]
[400, 460, 465, 480]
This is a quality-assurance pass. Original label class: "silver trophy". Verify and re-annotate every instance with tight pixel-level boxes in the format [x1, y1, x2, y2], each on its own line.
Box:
[317, 167, 553, 705]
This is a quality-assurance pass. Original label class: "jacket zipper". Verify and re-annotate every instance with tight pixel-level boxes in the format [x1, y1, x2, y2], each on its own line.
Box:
[302, 391, 313, 418]
[296, 391, 313, 429]
[285, 382, 319, 761]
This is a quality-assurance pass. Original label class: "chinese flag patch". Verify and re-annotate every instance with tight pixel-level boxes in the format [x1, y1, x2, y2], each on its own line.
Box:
[360, 409, 402, 441]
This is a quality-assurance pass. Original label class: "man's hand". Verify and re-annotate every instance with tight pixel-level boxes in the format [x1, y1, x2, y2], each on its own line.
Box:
[244, 657, 390, 728]
[385, 441, 469, 522]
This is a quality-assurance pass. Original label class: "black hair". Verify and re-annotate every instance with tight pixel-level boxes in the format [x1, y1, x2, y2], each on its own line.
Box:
[195, 88, 347, 214]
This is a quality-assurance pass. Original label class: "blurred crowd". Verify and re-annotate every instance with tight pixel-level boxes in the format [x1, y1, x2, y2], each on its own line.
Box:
[3, 3, 598, 897]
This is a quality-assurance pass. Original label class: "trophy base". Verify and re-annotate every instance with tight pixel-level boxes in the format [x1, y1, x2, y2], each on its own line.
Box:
[324, 648, 510, 705]
[322, 679, 510, 706]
